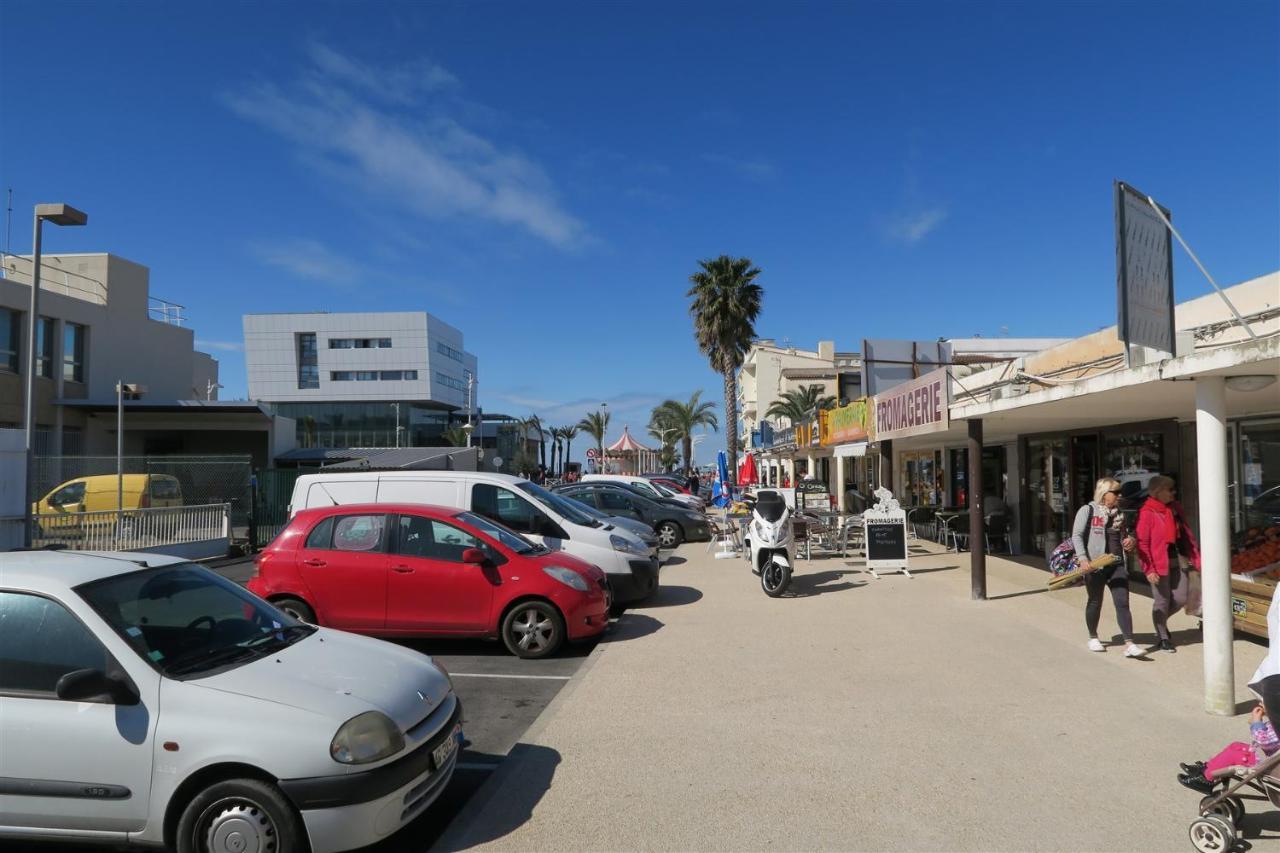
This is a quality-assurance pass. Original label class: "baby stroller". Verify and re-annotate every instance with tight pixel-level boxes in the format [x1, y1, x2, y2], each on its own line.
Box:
[1188, 677, 1280, 852]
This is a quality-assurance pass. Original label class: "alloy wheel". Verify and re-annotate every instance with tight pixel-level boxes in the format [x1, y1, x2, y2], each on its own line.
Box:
[658, 523, 680, 547]
[510, 607, 554, 653]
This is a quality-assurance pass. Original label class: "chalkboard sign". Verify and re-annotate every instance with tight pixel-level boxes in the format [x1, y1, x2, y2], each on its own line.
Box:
[863, 486, 910, 578]
[866, 520, 907, 562]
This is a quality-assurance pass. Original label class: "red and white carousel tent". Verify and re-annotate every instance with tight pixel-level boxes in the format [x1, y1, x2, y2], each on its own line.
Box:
[606, 426, 656, 475]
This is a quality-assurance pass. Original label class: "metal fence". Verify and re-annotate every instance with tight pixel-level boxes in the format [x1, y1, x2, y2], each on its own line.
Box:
[29, 503, 230, 552]
[31, 455, 253, 529]
[250, 468, 317, 549]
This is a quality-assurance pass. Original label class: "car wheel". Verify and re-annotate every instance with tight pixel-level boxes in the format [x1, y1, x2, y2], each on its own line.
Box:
[501, 601, 564, 659]
[176, 777, 307, 853]
[273, 596, 316, 624]
[656, 521, 684, 548]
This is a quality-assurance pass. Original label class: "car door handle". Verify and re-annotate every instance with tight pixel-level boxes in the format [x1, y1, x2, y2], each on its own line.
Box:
[303, 559, 327, 567]
[392, 565, 415, 574]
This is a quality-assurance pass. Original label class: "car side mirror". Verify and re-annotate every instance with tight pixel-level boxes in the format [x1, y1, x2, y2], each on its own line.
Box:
[461, 547, 487, 565]
[55, 668, 139, 705]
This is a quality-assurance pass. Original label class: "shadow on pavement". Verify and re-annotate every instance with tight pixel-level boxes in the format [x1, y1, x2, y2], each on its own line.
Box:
[895, 564, 959, 575]
[1241, 808, 1280, 841]
[632, 584, 703, 609]
[785, 570, 867, 598]
[988, 587, 1052, 601]
[431, 745, 561, 853]
[603, 612, 664, 642]
[1129, 626, 1204, 653]
[662, 555, 688, 566]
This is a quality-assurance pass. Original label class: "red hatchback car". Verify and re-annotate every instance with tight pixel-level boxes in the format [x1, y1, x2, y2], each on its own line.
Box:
[248, 503, 610, 658]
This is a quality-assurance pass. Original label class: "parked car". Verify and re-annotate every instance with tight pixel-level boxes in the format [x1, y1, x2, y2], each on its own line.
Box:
[32, 474, 183, 534]
[251, 503, 610, 658]
[555, 482, 711, 548]
[288, 471, 659, 603]
[582, 474, 705, 511]
[558, 499, 662, 556]
[642, 473, 692, 494]
[0, 550, 461, 853]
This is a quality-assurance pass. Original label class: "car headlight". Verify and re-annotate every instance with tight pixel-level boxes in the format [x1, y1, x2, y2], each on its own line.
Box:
[684, 511, 705, 522]
[331, 711, 405, 765]
[543, 565, 590, 591]
[609, 534, 647, 556]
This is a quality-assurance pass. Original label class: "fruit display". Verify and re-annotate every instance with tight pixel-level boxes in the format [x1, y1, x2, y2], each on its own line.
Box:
[1231, 526, 1280, 576]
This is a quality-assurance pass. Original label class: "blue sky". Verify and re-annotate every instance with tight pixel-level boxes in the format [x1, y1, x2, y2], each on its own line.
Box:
[3, 1, 1277, 458]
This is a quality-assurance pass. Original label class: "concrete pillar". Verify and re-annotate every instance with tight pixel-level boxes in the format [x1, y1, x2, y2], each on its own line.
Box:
[1197, 376, 1235, 716]
[836, 454, 847, 512]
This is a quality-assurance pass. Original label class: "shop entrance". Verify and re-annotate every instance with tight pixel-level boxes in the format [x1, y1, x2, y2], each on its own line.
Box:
[901, 450, 943, 506]
[1070, 435, 1099, 513]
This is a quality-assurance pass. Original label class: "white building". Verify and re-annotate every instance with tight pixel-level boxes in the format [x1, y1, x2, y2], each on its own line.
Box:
[243, 312, 478, 449]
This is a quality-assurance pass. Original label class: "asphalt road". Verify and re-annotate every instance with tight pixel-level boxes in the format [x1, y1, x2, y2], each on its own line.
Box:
[28, 556, 597, 853]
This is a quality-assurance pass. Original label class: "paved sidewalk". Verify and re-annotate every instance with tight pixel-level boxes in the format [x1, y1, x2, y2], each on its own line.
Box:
[436, 542, 1273, 852]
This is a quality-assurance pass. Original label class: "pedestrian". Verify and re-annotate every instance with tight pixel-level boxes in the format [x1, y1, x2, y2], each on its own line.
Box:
[687, 469, 699, 497]
[1178, 703, 1280, 793]
[1073, 477, 1141, 657]
[1136, 474, 1201, 653]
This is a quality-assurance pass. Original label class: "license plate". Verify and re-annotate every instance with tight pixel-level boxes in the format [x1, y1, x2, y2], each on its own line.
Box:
[432, 732, 458, 770]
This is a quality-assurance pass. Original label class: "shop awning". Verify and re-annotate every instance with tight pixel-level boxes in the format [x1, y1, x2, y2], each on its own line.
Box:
[835, 442, 868, 458]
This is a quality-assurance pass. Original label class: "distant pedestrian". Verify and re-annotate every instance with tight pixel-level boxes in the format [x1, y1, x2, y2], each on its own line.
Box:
[687, 470, 699, 496]
[1136, 475, 1201, 653]
[1072, 477, 1140, 657]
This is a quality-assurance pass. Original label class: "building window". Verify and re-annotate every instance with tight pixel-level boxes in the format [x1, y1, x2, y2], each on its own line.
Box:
[378, 370, 419, 381]
[63, 322, 85, 383]
[0, 308, 19, 372]
[62, 426, 84, 456]
[331, 371, 352, 381]
[36, 317, 55, 379]
[436, 341, 465, 362]
[436, 372, 466, 392]
[328, 337, 392, 349]
[297, 333, 319, 389]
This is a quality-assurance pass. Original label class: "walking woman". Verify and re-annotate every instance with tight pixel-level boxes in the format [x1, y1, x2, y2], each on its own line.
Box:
[1136, 474, 1202, 653]
[1073, 477, 1141, 656]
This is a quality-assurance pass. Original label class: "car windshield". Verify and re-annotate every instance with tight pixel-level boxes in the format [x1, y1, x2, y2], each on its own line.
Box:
[515, 480, 598, 527]
[457, 511, 541, 554]
[651, 481, 677, 497]
[77, 564, 314, 678]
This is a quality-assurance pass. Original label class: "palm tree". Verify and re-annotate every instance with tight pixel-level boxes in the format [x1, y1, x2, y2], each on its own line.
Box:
[688, 255, 763, 485]
[524, 414, 548, 473]
[560, 424, 579, 473]
[764, 384, 837, 426]
[442, 426, 470, 447]
[653, 391, 718, 474]
[577, 411, 610, 473]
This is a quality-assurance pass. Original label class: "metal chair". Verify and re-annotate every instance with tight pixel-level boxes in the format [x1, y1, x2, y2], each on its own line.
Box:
[984, 513, 1012, 554]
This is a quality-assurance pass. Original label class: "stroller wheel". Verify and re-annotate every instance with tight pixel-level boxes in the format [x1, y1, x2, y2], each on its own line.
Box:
[1188, 814, 1235, 853]
[1199, 794, 1245, 827]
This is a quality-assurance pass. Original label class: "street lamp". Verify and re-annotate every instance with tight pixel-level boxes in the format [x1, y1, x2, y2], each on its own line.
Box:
[22, 203, 88, 547]
[116, 383, 145, 523]
[461, 422, 474, 449]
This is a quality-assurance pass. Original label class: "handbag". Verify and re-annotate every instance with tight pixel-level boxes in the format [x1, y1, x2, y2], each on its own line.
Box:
[1049, 505, 1094, 576]
[1185, 570, 1203, 617]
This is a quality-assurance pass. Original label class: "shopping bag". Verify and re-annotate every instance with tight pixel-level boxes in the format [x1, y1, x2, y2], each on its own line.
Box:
[1185, 570, 1203, 618]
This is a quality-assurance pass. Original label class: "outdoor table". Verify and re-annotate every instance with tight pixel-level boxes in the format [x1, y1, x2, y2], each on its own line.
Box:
[935, 511, 971, 550]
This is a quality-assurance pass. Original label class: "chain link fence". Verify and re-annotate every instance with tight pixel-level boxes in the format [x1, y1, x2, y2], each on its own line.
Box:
[32, 455, 253, 534]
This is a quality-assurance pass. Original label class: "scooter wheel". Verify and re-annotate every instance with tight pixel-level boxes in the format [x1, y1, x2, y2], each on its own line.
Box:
[761, 559, 791, 597]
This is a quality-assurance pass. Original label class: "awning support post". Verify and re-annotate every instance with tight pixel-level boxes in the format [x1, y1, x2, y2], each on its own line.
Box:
[1197, 376, 1236, 715]
[968, 418, 986, 600]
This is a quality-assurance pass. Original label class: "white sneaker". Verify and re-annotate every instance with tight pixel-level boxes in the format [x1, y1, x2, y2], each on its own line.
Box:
[1087, 638, 1105, 652]
[1123, 643, 1145, 658]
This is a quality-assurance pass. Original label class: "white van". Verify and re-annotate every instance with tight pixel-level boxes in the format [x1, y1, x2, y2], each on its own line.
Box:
[582, 474, 705, 511]
[289, 471, 659, 603]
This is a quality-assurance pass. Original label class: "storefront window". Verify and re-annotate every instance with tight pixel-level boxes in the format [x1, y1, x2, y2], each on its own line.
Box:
[1241, 420, 1280, 531]
[901, 450, 943, 507]
[949, 447, 1007, 507]
[1104, 431, 1164, 500]
[1027, 438, 1068, 557]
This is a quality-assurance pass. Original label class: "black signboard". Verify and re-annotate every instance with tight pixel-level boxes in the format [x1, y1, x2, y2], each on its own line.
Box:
[866, 519, 907, 562]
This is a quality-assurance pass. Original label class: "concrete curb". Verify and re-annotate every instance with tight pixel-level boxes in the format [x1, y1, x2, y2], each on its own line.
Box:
[428, 621, 616, 852]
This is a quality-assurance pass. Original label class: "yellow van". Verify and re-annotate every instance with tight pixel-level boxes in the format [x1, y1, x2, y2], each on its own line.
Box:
[33, 474, 184, 534]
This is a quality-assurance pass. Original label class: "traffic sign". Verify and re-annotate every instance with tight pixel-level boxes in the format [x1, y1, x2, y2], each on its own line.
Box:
[586, 448, 598, 459]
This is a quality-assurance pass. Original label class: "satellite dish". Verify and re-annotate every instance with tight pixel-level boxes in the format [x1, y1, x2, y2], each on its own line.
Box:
[492, 456, 504, 468]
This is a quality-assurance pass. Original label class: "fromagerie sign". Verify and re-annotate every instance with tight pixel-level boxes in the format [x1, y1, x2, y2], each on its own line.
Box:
[874, 368, 949, 441]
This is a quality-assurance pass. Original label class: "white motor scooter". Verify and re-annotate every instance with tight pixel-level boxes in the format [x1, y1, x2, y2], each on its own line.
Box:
[744, 489, 795, 597]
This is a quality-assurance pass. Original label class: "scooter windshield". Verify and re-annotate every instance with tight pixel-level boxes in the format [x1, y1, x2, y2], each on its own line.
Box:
[755, 494, 787, 523]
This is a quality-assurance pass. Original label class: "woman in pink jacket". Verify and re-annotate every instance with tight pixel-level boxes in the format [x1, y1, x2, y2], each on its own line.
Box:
[1136, 475, 1201, 653]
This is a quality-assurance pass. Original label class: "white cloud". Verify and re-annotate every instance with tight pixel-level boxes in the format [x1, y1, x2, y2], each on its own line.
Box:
[702, 154, 775, 180]
[250, 239, 361, 286]
[886, 206, 948, 244]
[225, 46, 585, 248]
[195, 340, 243, 352]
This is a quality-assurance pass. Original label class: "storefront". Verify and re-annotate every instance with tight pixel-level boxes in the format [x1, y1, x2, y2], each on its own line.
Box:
[820, 398, 876, 511]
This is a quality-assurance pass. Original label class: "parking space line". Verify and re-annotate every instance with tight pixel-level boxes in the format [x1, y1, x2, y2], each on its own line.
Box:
[449, 672, 572, 680]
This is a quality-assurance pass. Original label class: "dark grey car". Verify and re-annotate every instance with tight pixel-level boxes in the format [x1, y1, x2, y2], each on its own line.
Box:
[555, 483, 711, 548]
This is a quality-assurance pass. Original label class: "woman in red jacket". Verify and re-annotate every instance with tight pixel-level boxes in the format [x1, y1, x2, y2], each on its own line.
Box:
[1136, 475, 1202, 653]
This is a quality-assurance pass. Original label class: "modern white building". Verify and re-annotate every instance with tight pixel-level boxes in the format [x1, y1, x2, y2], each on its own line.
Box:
[0, 253, 220, 456]
[243, 312, 478, 449]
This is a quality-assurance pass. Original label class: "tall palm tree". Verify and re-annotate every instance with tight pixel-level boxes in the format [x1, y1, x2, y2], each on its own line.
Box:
[548, 427, 561, 476]
[577, 411, 610, 473]
[525, 414, 548, 473]
[688, 255, 763, 485]
[764, 384, 837, 426]
[653, 391, 719, 474]
[560, 424, 579, 473]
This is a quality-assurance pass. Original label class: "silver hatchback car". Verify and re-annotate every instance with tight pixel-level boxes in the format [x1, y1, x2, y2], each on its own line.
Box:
[0, 550, 462, 853]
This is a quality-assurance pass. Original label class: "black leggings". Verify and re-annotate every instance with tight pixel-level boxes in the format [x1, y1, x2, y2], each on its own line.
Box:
[1085, 570, 1134, 640]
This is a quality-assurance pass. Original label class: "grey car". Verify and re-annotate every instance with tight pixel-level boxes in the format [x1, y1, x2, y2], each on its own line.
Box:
[565, 499, 662, 556]
[555, 483, 711, 548]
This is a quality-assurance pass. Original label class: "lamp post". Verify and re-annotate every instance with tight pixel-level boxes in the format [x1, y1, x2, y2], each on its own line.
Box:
[115, 383, 145, 527]
[22, 203, 87, 547]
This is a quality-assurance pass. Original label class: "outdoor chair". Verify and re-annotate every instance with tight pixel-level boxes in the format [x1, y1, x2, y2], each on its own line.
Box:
[945, 514, 970, 552]
[984, 513, 1012, 554]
